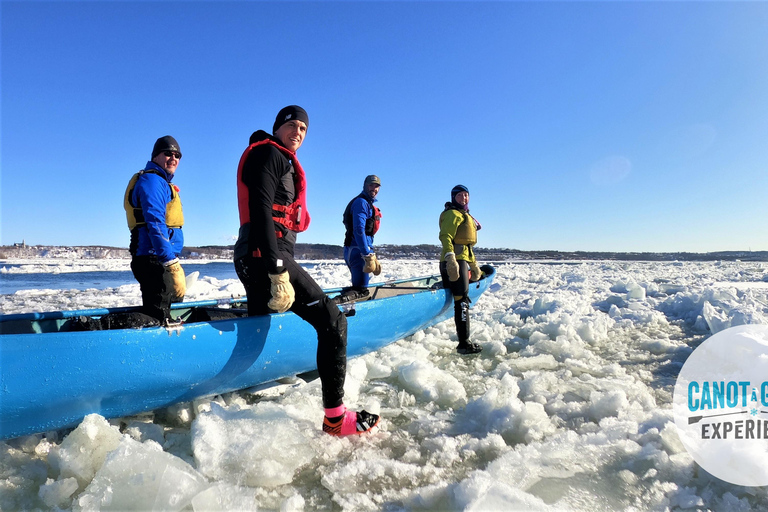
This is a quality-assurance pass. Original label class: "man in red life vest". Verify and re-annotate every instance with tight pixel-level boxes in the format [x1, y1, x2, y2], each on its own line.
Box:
[234, 106, 380, 436]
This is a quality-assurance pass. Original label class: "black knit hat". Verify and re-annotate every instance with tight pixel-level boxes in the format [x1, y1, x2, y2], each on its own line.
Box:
[151, 135, 181, 159]
[273, 105, 309, 134]
[451, 184, 469, 200]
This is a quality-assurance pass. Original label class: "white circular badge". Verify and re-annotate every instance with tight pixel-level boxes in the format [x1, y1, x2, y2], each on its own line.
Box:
[673, 324, 768, 486]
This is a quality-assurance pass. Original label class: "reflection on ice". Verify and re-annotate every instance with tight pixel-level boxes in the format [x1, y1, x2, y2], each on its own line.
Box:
[3, 259, 768, 510]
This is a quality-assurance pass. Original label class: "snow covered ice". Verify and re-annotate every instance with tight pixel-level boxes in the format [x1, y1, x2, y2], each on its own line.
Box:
[3, 258, 768, 510]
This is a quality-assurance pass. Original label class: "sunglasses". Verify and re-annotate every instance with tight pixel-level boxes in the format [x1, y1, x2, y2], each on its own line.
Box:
[163, 151, 182, 159]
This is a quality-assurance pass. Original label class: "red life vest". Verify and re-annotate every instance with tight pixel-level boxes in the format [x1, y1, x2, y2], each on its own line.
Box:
[342, 194, 381, 247]
[367, 204, 382, 236]
[237, 139, 311, 238]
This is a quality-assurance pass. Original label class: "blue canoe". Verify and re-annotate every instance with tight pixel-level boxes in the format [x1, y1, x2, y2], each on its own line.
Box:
[0, 265, 495, 440]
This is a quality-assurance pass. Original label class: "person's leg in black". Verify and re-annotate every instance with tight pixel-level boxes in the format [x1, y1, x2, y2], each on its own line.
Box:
[235, 256, 271, 316]
[281, 255, 380, 435]
[281, 256, 346, 406]
[131, 255, 171, 321]
[440, 260, 481, 354]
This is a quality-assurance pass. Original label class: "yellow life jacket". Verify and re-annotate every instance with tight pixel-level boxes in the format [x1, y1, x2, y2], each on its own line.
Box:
[440, 209, 477, 246]
[124, 170, 184, 230]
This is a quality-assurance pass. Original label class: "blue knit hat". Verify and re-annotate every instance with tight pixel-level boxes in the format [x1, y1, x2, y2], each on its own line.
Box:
[451, 184, 469, 200]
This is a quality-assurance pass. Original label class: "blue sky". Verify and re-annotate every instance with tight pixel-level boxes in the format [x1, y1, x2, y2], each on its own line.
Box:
[3, 0, 768, 253]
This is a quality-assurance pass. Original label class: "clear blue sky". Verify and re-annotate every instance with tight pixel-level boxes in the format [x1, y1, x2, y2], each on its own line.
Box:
[3, 0, 768, 253]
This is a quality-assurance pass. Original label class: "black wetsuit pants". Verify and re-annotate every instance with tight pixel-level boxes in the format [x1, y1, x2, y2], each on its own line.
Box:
[131, 255, 176, 321]
[440, 259, 471, 343]
[235, 253, 348, 409]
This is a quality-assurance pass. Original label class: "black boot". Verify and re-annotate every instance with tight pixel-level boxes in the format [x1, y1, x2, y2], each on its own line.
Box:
[457, 340, 482, 355]
[454, 297, 480, 354]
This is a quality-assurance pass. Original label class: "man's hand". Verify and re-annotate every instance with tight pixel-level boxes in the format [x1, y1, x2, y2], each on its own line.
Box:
[444, 252, 460, 281]
[268, 270, 295, 313]
[363, 253, 382, 276]
[164, 259, 186, 300]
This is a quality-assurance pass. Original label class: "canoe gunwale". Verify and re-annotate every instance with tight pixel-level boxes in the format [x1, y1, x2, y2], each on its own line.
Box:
[0, 269, 452, 326]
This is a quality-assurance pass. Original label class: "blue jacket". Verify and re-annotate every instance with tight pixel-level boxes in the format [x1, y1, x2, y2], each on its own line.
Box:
[130, 162, 184, 263]
[343, 190, 377, 256]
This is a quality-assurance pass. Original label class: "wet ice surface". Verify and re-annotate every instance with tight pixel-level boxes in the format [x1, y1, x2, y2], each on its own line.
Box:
[3, 259, 768, 510]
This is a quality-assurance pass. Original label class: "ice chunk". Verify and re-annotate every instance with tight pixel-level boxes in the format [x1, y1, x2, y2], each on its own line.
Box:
[75, 436, 208, 511]
[49, 414, 122, 489]
[702, 301, 730, 333]
[594, 295, 627, 312]
[321, 458, 429, 508]
[123, 420, 165, 445]
[513, 354, 558, 372]
[532, 296, 559, 316]
[192, 402, 315, 488]
[453, 471, 552, 511]
[626, 282, 646, 300]
[399, 360, 467, 406]
[38, 477, 79, 508]
[460, 374, 553, 443]
[588, 390, 629, 421]
[670, 486, 705, 509]
[189, 483, 259, 511]
[185, 270, 199, 291]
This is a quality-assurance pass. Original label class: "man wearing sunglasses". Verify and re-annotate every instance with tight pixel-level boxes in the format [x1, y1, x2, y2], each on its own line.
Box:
[123, 135, 186, 322]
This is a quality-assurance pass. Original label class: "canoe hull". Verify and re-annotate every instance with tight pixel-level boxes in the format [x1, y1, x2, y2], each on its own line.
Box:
[0, 267, 495, 439]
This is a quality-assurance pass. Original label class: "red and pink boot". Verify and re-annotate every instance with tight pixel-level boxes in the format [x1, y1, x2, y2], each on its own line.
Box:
[322, 405, 380, 436]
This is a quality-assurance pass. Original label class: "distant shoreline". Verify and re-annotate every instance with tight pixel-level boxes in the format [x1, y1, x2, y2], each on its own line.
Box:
[2, 244, 768, 262]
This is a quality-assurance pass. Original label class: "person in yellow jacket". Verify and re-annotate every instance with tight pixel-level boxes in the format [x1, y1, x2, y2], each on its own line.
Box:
[439, 184, 483, 354]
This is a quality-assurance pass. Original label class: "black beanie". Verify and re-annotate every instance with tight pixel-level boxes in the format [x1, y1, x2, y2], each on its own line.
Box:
[273, 105, 309, 134]
[152, 135, 181, 159]
[451, 184, 469, 200]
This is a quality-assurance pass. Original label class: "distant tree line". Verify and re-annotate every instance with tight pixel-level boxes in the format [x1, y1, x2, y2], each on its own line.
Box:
[2, 244, 768, 262]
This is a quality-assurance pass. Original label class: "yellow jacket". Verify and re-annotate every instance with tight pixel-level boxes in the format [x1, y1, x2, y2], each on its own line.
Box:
[439, 206, 477, 263]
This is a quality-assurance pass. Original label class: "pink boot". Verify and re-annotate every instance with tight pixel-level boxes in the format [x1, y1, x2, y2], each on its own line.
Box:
[323, 405, 380, 436]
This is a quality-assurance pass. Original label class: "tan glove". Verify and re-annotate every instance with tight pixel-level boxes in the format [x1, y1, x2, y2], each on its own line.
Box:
[444, 252, 460, 282]
[363, 253, 382, 276]
[164, 260, 186, 300]
[469, 260, 483, 282]
[268, 271, 295, 313]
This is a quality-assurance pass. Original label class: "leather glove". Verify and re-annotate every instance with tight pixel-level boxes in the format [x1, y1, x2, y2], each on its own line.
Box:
[268, 270, 295, 313]
[444, 252, 460, 282]
[469, 260, 483, 282]
[363, 253, 382, 276]
[164, 260, 186, 300]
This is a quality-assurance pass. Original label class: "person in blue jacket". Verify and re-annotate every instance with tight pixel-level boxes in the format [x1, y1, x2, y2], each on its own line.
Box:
[342, 175, 382, 290]
[123, 135, 186, 321]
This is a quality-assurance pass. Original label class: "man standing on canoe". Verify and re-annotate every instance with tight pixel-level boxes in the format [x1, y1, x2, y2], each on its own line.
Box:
[342, 175, 383, 293]
[234, 105, 380, 436]
[124, 136, 186, 322]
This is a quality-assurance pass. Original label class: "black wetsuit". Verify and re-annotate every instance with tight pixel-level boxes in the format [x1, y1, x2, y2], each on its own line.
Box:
[234, 130, 347, 409]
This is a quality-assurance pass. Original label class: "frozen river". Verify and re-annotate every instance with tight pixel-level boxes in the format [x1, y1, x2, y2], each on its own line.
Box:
[2, 258, 768, 510]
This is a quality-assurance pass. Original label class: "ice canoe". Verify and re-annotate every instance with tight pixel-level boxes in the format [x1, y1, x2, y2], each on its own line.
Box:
[0, 265, 495, 440]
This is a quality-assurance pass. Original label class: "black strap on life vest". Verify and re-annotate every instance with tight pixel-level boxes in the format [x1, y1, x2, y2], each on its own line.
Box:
[343, 193, 381, 247]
